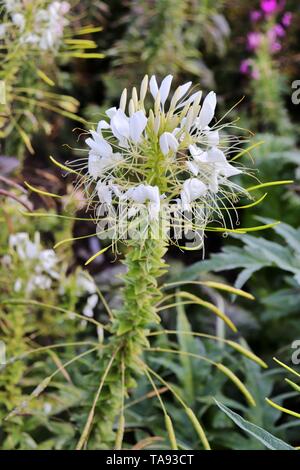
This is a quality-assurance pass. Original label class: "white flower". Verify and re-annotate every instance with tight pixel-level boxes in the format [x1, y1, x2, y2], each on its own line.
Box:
[86, 132, 123, 179]
[27, 274, 52, 293]
[159, 132, 179, 156]
[11, 12, 25, 30]
[14, 278, 22, 292]
[83, 293, 98, 318]
[9, 232, 39, 260]
[8, 1, 71, 50]
[96, 181, 114, 205]
[180, 178, 208, 210]
[187, 145, 241, 193]
[9, 232, 59, 292]
[125, 184, 161, 221]
[79, 75, 248, 240]
[38, 249, 59, 277]
[76, 272, 97, 295]
[110, 109, 147, 146]
[86, 131, 112, 157]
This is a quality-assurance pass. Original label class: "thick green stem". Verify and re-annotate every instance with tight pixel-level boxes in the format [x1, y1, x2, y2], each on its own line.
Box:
[112, 236, 168, 364]
[91, 235, 168, 448]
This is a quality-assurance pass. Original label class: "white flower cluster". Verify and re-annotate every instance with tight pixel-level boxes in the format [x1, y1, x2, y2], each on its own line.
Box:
[81, 75, 245, 236]
[1, 1, 70, 50]
[5, 232, 98, 318]
[9, 232, 59, 294]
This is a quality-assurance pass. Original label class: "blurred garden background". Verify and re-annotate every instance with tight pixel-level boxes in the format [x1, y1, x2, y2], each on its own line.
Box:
[0, 0, 300, 450]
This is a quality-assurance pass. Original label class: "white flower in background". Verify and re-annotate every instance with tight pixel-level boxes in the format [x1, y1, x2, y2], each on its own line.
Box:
[83, 293, 98, 318]
[6, 231, 99, 319]
[76, 271, 98, 318]
[4, 0, 70, 50]
[11, 12, 25, 30]
[77, 74, 248, 241]
[8, 232, 59, 294]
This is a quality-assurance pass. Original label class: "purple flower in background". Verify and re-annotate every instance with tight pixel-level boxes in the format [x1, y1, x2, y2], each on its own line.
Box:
[273, 24, 285, 37]
[247, 32, 262, 51]
[240, 59, 252, 75]
[282, 12, 292, 27]
[270, 41, 282, 52]
[260, 0, 278, 15]
[250, 10, 262, 22]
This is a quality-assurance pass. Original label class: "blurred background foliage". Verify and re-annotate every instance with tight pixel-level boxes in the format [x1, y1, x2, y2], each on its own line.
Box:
[0, 0, 300, 450]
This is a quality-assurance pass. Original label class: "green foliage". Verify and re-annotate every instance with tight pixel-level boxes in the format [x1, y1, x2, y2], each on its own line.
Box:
[215, 401, 295, 450]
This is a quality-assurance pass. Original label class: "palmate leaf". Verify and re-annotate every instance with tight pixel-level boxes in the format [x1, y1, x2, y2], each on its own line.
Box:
[172, 221, 300, 289]
[259, 217, 300, 253]
[215, 401, 295, 451]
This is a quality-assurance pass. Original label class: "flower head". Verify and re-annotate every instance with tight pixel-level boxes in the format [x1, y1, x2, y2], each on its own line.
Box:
[74, 75, 249, 246]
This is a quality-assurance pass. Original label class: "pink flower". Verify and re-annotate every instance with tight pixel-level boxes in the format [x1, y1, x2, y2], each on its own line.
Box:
[282, 12, 292, 27]
[270, 41, 282, 53]
[240, 59, 252, 75]
[273, 24, 285, 37]
[247, 32, 262, 51]
[260, 0, 278, 15]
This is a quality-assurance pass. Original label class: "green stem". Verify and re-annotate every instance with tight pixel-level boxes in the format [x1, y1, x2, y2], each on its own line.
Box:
[89, 234, 168, 448]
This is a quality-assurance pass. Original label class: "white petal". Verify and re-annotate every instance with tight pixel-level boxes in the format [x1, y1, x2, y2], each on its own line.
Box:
[106, 107, 117, 119]
[159, 133, 169, 156]
[86, 134, 112, 158]
[88, 154, 103, 179]
[205, 129, 219, 146]
[207, 147, 227, 163]
[208, 148, 241, 177]
[167, 132, 179, 151]
[96, 182, 112, 204]
[97, 120, 110, 133]
[159, 75, 173, 106]
[208, 171, 219, 193]
[110, 109, 130, 141]
[186, 161, 199, 176]
[129, 110, 147, 143]
[149, 75, 159, 100]
[182, 178, 208, 203]
[159, 132, 178, 155]
[176, 91, 202, 109]
[176, 81, 192, 102]
[198, 91, 217, 128]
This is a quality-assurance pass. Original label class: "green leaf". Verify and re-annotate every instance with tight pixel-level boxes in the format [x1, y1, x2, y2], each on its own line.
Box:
[215, 400, 295, 450]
